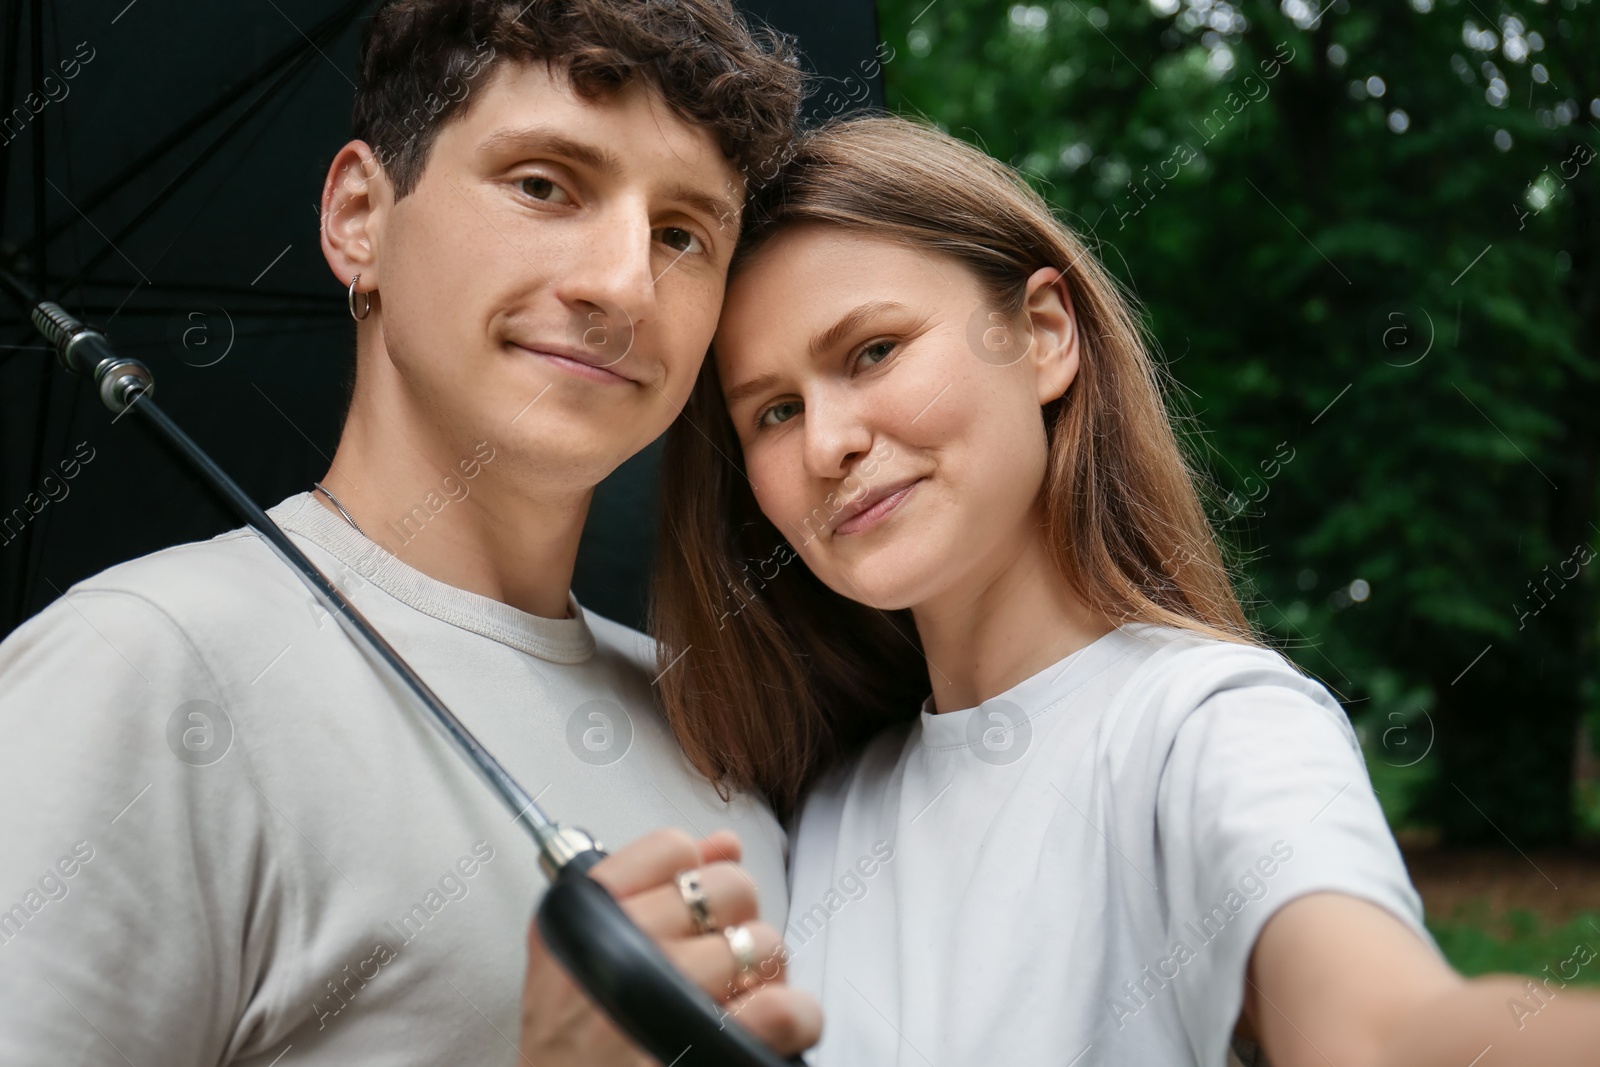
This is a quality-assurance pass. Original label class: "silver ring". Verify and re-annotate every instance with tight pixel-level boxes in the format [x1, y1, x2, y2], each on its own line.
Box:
[723, 923, 757, 978]
[347, 274, 372, 321]
[675, 869, 714, 935]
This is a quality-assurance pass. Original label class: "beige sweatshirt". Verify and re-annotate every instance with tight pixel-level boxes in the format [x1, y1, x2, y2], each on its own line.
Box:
[0, 492, 787, 1065]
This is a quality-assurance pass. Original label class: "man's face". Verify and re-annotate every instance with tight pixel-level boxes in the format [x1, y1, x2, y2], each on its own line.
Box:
[362, 60, 743, 489]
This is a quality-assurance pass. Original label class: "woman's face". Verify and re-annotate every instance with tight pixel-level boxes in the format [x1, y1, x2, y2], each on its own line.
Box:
[714, 225, 1080, 612]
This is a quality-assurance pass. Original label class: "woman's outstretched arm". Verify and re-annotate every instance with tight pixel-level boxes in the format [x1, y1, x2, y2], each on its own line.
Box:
[1244, 890, 1600, 1067]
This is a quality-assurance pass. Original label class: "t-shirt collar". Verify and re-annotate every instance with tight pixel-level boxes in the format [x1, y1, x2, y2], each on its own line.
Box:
[916, 624, 1140, 749]
[267, 491, 596, 664]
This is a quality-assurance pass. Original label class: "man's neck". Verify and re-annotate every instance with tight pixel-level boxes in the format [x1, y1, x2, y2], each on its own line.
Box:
[313, 389, 592, 621]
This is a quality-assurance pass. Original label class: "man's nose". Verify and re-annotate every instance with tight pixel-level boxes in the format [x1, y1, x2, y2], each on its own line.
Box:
[555, 200, 657, 355]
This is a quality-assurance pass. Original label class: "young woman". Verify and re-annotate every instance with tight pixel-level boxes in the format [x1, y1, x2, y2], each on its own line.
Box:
[650, 115, 1600, 1067]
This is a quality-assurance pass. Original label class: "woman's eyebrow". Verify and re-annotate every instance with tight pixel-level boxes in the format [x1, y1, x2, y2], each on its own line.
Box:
[724, 300, 913, 409]
[810, 301, 908, 358]
[724, 371, 782, 409]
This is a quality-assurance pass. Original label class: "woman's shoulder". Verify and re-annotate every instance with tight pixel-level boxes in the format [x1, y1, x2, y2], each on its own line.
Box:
[1115, 622, 1334, 709]
[1094, 623, 1350, 768]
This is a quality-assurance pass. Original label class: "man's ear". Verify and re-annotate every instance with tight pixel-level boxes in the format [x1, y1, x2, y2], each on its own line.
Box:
[321, 140, 387, 294]
[1022, 266, 1080, 405]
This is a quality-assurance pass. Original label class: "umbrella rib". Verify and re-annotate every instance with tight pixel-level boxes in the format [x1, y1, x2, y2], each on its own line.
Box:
[39, 0, 370, 246]
[14, 0, 53, 626]
[0, 0, 23, 225]
[53, 42, 327, 294]
[137, 49, 328, 287]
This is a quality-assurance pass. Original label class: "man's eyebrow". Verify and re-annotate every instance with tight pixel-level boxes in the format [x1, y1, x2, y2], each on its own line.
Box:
[724, 301, 913, 410]
[664, 182, 741, 232]
[477, 126, 622, 173]
[479, 127, 738, 231]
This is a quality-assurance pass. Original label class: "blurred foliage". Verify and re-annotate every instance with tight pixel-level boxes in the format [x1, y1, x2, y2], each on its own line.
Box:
[1428, 905, 1600, 983]
[875, 0, 1600, 844]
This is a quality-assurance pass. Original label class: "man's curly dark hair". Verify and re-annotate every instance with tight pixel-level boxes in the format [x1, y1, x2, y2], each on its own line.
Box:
[353, 0, 804, 201]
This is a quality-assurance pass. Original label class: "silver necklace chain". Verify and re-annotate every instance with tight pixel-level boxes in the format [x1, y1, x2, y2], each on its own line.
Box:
[311, 481, 366, 537]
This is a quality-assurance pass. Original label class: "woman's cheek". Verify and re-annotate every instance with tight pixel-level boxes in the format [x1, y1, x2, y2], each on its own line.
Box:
[748, 459, 798, 539]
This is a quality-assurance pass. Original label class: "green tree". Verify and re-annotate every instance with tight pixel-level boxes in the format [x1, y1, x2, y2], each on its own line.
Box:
[875, 0, 1599, 844]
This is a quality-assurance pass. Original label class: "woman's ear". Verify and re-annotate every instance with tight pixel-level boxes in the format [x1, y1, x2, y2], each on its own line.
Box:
[1022, 266, 1080, 405]
[320, 140, 387, 293]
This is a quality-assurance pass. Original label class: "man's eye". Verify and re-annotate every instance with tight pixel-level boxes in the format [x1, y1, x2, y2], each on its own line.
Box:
[657, 226, 705, 255]
[518, 176, 571, 204]
[758, 399, 803, 428]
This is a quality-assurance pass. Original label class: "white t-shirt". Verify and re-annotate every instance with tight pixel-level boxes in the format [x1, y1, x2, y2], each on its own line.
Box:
[0, 492, 788, 1065]
[784, 621, 1438, 1067]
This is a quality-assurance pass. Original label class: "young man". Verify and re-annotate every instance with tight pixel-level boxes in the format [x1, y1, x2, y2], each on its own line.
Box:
[0, 2, 818, 1063]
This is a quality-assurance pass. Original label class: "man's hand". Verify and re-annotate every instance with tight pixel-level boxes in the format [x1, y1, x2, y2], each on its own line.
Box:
[519, 828, 822, 1066]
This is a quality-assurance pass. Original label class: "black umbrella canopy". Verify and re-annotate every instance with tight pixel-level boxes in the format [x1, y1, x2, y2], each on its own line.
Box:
[0, 0, 883, 638]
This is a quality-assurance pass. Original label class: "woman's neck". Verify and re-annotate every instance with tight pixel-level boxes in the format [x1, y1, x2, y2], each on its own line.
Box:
[912, 520, 1116, 714]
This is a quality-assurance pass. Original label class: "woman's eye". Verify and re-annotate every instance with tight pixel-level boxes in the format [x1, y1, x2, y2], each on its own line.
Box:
[657, 226, 706, 255]
[518, 176, 571, 204]
[857, 340, 896, 368]
[758, 399, 803, 428]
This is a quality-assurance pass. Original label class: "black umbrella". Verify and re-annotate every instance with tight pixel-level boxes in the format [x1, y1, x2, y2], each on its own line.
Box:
[0, 0, 884, 638]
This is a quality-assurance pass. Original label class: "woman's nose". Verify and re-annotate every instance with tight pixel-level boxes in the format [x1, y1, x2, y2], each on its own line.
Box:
[801, 383, 874, 480]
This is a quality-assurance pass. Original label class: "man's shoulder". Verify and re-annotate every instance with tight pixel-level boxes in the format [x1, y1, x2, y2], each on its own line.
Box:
[79, 525, 300, 610]
[10, 520, 318, 667]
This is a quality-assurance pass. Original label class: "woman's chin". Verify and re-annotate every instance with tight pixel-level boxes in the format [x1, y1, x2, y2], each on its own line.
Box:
[820, 568, 926, 614]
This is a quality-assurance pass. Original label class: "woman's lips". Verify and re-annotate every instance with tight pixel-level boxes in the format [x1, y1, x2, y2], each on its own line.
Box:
[835, 479, 923, 536]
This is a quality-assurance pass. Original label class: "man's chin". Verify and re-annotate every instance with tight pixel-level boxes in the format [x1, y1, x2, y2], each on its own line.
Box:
[492, 417, 664, 490]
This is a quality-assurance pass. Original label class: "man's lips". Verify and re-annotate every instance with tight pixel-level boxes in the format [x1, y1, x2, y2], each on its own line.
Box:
[508, 340, 637, 384]
[834, 477, 923, 536]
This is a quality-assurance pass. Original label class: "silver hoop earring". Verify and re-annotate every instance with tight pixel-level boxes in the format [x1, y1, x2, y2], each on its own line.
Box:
[347, 274, 372, 321]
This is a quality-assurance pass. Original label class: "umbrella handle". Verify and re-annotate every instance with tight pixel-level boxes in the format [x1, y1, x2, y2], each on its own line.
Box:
[539, 849, 808, 1067]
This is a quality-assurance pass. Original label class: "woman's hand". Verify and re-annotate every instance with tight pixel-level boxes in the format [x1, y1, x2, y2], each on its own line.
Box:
[519, 827, 822, 1066]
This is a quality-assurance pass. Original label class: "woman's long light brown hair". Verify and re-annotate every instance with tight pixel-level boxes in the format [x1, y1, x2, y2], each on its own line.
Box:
[649, 114, 1263, 824]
